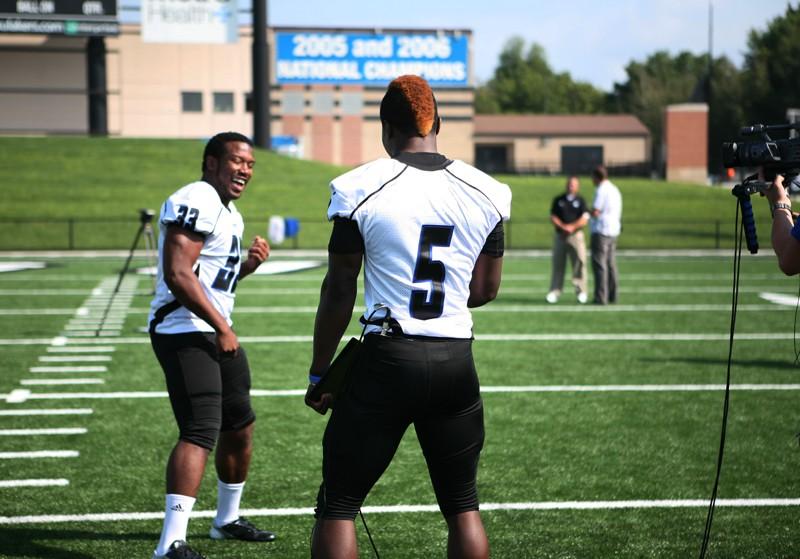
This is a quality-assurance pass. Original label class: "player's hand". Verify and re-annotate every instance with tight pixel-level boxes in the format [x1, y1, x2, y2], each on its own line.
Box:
[216, 327, 239, 355]
[247, 235, 270, 266]
[305, 384, 333, 415]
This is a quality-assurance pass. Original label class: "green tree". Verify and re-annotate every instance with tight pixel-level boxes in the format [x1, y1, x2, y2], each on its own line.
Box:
[475, 37, 607, 114]
[708, 56, 745, 173]
[741, 3, 800, 125]
[608, 51, 709, 170]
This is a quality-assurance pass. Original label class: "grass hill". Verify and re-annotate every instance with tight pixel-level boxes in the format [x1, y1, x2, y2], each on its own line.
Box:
[0, 137, 760, 250]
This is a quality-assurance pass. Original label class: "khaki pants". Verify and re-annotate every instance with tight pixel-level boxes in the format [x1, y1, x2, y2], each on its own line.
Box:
[549, 230, 587, 295]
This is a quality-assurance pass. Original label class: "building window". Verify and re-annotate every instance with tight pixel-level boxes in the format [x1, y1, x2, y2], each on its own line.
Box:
[244, 93, 252, 113]
[213, 92, 234, 113]
[181, 91, 202, 113]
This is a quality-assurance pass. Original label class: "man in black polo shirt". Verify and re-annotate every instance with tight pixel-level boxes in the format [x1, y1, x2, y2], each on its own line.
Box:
[546, 175, 589, 304]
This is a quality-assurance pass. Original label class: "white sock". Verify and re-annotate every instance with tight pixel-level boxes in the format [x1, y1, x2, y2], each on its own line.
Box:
[214, 479, 245, 527]
[155, 494, 196, 556]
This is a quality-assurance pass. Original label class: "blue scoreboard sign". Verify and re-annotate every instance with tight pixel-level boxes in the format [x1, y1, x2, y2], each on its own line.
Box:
[275, 32, 469, 87]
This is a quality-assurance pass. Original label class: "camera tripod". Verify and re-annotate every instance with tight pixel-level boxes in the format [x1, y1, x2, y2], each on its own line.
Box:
[95, 209, 157, 336]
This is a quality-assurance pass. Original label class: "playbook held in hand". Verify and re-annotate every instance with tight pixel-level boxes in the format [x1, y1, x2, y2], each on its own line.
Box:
[309, 337, 362, 400]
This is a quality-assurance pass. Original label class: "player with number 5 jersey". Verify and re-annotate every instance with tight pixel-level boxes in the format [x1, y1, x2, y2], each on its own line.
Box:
[306, 76, 511, 559]
[148, 132, 276, 559]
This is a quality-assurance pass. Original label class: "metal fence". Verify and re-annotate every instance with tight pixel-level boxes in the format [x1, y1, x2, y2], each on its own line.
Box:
[0, 217, 736, 251]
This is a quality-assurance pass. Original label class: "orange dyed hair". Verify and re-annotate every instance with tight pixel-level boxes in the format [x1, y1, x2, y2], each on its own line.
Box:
[379, 75, 438, 137]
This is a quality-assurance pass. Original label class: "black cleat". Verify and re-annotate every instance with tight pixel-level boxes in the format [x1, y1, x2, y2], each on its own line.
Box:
[209, 516, 277, 542]
[152, 540, 206, 559]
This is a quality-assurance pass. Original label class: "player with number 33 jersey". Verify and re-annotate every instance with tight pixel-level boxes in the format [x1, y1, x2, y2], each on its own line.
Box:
[149, 180, 244, 334]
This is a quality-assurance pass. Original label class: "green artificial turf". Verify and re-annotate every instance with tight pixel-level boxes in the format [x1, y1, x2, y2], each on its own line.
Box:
[0, 252, 797, 557]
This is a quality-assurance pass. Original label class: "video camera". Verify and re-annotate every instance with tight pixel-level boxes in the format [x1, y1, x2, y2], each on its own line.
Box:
[722, 122, 800, 196]
[139, 208, 155, 224]
[721, 123, 800, 253]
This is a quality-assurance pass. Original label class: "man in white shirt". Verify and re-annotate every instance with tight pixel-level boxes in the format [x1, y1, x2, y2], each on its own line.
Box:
[589, 165, 622, 305]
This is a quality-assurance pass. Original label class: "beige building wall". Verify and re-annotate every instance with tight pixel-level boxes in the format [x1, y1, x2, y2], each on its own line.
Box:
[517, 136, 648, 171]
[1, 26, 475, 165]
[0, 34, 90, 133]
[476, 135, 648, 173]
[106, 25, 252, 138]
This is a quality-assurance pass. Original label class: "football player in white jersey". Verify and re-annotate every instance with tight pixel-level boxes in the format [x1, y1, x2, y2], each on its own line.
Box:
[305, 76, 512, 559]
[148, 132, 275, 559]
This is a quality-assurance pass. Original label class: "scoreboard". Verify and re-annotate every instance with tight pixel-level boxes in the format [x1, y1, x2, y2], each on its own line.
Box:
[0, 0, 118, 35]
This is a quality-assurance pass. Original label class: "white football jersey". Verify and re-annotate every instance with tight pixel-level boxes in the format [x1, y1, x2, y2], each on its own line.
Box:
[328, 153, 512, 339]
[148, 181, 244, 334]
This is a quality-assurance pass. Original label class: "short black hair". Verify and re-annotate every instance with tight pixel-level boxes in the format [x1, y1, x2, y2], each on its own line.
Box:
[202, 132, 253, 173]
[592, 165, 608, 182]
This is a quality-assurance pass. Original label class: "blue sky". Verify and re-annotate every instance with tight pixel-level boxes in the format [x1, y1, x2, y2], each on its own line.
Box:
[267, 0, 791, 91]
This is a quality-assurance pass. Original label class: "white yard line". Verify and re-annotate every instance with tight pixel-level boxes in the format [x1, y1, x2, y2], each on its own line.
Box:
[64, 323, 124, 330]
[0, 332, 793, 346]
[65, 302, 800, 315]
[500, 273, 787, 281]
[29, 366, 108, 373]
[3, 384, 800, 403]
[0, 408, 93, 416]
[0, 309, 78, 316]
[46, 346, 115, 353]
[0, 428, 87, 436]
[0, 498, 797, 524]
[20, 379, 105, 386]
[480, 384, 800, 393]
[0, 290, 95, 296]
[38, 356, 112, 363]
[0, 479, 69, 489]
[494, 286, 797, 295]
[474, 333, 786, 341]
[0, 450, 79, 459]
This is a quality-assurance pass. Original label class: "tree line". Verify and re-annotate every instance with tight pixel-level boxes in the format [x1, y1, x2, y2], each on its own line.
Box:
[475, 4, 800, 174]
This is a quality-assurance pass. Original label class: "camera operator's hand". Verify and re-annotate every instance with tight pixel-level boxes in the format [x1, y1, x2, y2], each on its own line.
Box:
[758, 167, 790, 205]
[759, 167, 800, 276]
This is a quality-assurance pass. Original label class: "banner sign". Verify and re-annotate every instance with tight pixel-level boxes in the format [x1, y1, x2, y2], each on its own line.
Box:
[141, 0, 238, 44]
[275, 32, 469, 87]
[0, 0, 118, 35]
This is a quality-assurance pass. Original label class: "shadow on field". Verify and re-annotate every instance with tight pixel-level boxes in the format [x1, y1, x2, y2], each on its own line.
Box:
[641, 356, 798, 370]
[0, 526, 151, 558]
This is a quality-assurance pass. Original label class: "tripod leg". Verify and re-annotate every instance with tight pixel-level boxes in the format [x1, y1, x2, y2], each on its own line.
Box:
[144, 224, 157, 294]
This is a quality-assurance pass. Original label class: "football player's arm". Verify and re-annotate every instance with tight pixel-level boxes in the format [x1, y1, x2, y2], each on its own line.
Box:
[163, 225, 238, 353]
[238, 235, 270, 280]
[469, 254, 503, 308]
[305, 251, 362, 414]
[468, 220, 505, 308]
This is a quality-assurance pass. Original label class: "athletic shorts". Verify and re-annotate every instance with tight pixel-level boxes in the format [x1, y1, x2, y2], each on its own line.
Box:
[150, 332, 255, 450]
[315, 333, 484, 520]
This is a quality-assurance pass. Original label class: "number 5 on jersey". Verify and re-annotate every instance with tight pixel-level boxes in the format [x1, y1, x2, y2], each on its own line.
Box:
[410, 225, 454, 320]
